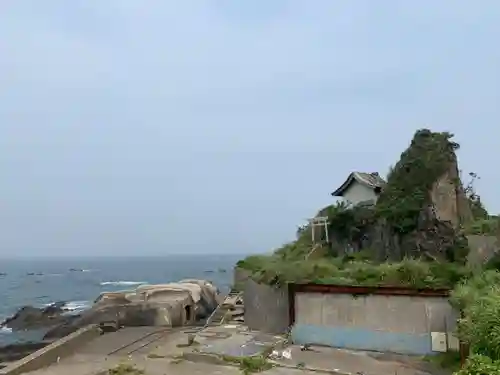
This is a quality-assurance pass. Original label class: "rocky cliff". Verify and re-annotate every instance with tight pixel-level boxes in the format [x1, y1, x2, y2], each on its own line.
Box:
[236, 128, 483, 287]
[370, 129, 472, 262]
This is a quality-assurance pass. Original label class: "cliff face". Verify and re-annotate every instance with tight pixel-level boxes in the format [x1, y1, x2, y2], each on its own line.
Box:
[371, 130, 471, 263]
[430, 157, 472, 228]
[276, 129, 474, 265]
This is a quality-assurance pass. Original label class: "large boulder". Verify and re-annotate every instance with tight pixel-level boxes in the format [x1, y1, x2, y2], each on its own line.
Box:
[136, 279, 218, 319]
[43, 279, 218, 340]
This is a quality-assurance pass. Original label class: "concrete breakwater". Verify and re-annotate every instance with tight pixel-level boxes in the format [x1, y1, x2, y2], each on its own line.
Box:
[0, 286, 244, 375]
[0, 279, 220, 368]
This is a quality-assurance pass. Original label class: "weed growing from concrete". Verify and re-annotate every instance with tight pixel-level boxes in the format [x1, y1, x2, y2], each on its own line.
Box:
[170, 357, 184, 364]
[221, 355, 273, 374]
[146, 353, 166, 359]
[108, 363, 144, 375]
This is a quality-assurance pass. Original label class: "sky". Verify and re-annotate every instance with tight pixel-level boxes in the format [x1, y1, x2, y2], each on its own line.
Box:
[0, 1, 499, 257]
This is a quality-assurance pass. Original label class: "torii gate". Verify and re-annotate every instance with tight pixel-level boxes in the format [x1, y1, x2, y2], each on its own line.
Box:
[308, 216, 330, 244]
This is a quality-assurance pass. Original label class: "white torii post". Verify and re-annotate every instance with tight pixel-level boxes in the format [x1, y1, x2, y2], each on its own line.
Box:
[308, 216, 330, 244]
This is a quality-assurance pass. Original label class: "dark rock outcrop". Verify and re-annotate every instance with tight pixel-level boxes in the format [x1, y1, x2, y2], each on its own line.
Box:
[43, 303, 165, 339]
[2, 279, 220, 342]
[1, 302, 71, 331]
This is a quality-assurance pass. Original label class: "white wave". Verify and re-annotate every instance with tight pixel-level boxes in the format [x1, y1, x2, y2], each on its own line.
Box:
[100, 281, 147, 286]
[42, 300, 91, 314]
[0, 326, 12, 334]
[64, 300, 91, 312]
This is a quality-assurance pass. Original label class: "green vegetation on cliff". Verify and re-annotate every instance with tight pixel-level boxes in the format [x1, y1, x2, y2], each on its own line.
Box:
[238, 253, 469, 288]
[376, 129, 460, 234]
[238, 129, 477, 288]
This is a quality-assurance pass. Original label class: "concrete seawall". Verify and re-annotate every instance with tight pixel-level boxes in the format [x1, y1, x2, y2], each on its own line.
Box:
[243, 278, 290, 334]
[232, 267, 251, 291]
[291, 292, 458, 355]
[0, 325, 100, 375]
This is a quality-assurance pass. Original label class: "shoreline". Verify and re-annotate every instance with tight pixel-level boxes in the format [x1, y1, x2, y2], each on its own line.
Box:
[0, 278, 225, 364]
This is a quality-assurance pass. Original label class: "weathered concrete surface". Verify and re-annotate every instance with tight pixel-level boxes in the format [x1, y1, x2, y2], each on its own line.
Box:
[243, 278, 289, 334]
[17, 327, 201, 375]
[292, 292, 458, 355]
[194, 325, 284, 357]
[22, 357, 244, 375]
[6, 322, 449, 375]
[77, 326, 170, 356]
[139, 327, 195, 359]
[24, 356, 327, 375]
[271, 345, 447, 375]
[0, 325, 100, 375]
[20, 325, 285, 375]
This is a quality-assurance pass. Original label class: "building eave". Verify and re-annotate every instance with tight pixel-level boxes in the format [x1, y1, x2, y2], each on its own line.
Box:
[331, 172, 385, 197]
[331, 173, 356, 196]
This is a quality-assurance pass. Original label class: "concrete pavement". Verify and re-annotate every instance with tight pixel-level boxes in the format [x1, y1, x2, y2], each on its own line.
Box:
[9, 325, 451, 375]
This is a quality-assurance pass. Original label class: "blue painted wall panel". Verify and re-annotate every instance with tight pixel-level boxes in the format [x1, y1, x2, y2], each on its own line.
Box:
[291, 324, 433, 355]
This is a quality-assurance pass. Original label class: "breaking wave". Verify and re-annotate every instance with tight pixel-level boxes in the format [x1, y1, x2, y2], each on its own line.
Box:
[0, 326, 12, 334]
[63, 301, 91, 313]
[100, 281, 148, 287]
[42, 300, 92, 315]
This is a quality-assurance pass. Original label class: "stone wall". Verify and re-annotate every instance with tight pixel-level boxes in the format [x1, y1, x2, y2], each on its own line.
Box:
[243, 278, 289, 334]
[291, 292, 458, 355]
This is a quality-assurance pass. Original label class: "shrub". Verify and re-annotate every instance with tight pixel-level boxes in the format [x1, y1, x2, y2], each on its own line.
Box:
[454, 354, 500, 375]
[222, 355, 272, 374]
[450, 270, 500, 310]
[108, 363, 144, 375]
[466, 218, 500, 235]
[244, 254, 468, 289]
[236, 255, 270, 272]
[455, 284, 500, 360]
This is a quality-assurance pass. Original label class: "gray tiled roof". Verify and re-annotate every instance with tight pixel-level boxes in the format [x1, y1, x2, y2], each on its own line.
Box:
[331, 172, 386, 197]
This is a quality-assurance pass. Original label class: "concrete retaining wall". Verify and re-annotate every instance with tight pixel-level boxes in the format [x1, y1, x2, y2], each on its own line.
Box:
[0, 325, 100, 375]
[291, 293, 458, 355]
[233, 267, 252, 291]
[243, 278, 289, 334]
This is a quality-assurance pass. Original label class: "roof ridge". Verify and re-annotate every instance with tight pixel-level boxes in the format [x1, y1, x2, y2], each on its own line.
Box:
[331, 171, 385, 197]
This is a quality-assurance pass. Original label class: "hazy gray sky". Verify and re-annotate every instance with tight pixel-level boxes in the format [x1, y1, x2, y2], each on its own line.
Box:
[0, 1, 499, 256]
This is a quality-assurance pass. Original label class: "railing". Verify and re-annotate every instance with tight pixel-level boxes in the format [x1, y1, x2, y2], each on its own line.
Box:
[203, 289, 242, 328]
[305, 243, 321, 259]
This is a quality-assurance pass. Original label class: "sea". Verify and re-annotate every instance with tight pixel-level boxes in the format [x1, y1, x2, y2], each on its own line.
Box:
[0, 254, 244, 346]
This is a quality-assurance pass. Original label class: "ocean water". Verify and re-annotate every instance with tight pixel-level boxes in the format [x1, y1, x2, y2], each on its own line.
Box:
[0, 254, 243, 346]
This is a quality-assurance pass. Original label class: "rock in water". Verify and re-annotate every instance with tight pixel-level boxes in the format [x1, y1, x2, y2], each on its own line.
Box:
[1, 303, 71, 331]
